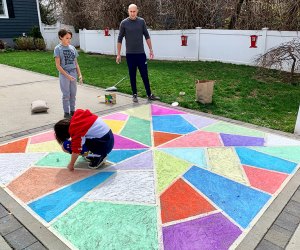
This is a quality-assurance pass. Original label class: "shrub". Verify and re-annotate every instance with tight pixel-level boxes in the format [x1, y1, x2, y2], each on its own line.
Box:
[34, 38, 46, 50]
[0, 40, 5, 49]
[28, 26, 43, 39]
[15, 37, 35, 50]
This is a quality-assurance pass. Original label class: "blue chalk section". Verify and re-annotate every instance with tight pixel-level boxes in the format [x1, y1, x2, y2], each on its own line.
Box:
[28, 172, 115, 222]
[184, 166, 271, 228]
[160, 148, 207, 168]
[235, 147, 298, 174]
[107, 149, 147, 163]
[152, 115, 197, 134]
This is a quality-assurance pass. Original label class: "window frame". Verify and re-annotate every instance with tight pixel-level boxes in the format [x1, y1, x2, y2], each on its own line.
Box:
[0, 0, 9, 19]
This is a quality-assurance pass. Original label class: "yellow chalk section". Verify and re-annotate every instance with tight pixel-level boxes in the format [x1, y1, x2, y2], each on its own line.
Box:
[123, 105, 151, 121]
[207, 147, 248, 185]
[103, 119, 126, 134]
[27, 140, 62, 153]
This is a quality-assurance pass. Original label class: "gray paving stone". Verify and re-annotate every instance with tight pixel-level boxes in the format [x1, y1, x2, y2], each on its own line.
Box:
[4, 227, 37, 250]
[274, 211, 300, 232]
[285, 200, 300, 218]
[256, 239, 284, 250]
[0, 205, 9, 219]
[0, 215, 22, 236]
[24, 241, 47, 250]
[264, 224, 293, 249]
[291, 189, 300, 203]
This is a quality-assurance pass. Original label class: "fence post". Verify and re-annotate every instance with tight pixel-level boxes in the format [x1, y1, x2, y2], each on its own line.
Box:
[261, 27, 269, 54]
[196, 27, 202, 61]
[295, 105, 300, 135]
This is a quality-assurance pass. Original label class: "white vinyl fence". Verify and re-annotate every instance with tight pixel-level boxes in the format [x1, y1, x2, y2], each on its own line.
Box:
[79, 28, 300, 66]
[41, 22, 80, 50]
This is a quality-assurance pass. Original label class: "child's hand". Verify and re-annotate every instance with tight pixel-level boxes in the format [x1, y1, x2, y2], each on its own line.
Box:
[67, 75, 76, 81]
[67, 163, 75, 171]
[78, 75, 83, 84]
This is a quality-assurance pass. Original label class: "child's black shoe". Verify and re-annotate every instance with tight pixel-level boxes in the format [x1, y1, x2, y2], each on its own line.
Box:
[64, 113, 71, 118]
[88, 156, 107, 169]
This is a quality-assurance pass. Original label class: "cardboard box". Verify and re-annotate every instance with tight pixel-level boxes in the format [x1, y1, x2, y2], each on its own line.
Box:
[105, 93, 116, 104]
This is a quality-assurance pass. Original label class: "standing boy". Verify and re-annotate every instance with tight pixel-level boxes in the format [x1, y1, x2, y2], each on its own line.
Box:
[116, 4, 160, 103]
[54, 29, 82, 118]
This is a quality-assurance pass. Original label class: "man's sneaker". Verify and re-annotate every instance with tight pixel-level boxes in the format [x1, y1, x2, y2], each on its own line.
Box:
[132, 94, 138, 103]
[88, 156, 107, 169]
[64, 113, 71, 118]
[148, 94, 160, 101]
[70, 111, 75, 116]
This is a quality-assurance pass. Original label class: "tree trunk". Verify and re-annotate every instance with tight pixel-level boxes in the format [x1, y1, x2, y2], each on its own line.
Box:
[228, 0, 245, 29]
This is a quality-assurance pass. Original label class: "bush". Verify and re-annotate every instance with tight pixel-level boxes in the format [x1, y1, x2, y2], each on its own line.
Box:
[28, 26, 43, 39]
[34, 38, 46, 50]
[0, 40, 5, 49]
[15, 37, 35, 50]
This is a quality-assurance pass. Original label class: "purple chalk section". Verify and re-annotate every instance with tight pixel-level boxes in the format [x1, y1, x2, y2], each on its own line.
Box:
[181, 114, 218, 129]
[102, 113, 128, 121]
[163, 213, 242, 250]
[106, 150, 153, 170]
[151, 104, 186, 116]
[220, 133, 265, 146]
[113, 134, 148, 149]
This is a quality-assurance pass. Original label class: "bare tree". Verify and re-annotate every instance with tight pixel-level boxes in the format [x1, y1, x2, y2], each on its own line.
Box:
[55, 0, 300, 31]
[255, 39, 300, 84]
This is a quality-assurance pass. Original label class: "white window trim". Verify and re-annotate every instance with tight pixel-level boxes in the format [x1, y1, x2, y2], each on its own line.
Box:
[0, 0, 9, 19]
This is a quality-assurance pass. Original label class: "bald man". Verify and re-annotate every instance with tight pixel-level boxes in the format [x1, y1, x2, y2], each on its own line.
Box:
[117, 4, 160, 103]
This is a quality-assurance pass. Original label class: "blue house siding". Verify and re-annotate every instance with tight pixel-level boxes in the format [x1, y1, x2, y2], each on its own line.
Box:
[0, 0, 39, 38]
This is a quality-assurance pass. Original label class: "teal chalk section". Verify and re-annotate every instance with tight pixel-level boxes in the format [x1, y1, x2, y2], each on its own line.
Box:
[160, 148, 207, 168]
[236, 147, 298, 174]
[184, 166, 271, 228]
[28, 171, 115, 222]
[108, 149, 147, 163]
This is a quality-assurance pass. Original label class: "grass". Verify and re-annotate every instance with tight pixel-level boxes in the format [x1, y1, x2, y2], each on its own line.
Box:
[0, 50, 299, 133]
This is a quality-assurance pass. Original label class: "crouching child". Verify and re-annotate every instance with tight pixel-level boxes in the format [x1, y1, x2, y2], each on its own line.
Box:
[54, 109, 114, 171]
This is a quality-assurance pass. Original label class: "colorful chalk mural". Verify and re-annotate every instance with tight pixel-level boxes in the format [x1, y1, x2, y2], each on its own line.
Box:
[1, 104, 300, 249]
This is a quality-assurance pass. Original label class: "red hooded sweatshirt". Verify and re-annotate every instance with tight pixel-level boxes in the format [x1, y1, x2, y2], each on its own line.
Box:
[69, 109, 98, 153]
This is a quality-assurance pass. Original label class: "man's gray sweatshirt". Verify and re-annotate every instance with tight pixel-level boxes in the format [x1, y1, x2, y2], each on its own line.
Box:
[118, 17, 150, 54]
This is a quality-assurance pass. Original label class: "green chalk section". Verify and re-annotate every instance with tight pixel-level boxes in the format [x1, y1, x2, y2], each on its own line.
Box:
[121, 117, 152, 146]
[52, 201, 158, 250]
[35, 152, 86, 167]
[202, 122, 265, 137]
[154, 150, 191, 193]
[250, 146, 300, 163]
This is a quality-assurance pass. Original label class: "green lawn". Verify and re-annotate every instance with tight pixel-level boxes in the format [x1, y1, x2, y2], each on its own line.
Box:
[1, 51, 299, 133]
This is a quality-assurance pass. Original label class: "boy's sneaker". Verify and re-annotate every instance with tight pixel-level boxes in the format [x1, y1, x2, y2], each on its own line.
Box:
[132, 94, 138, 103]
[148, 94, 160, 101]
[88, 156, 107, 169]
[64, 113, 71, 118]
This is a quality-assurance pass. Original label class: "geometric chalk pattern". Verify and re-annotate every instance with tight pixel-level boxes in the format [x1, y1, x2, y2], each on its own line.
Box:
[0, 103, 299, 250]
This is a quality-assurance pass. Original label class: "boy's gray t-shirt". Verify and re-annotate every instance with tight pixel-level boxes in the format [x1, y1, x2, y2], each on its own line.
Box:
[53, 44, 78, 71]
[118, 17, 150, 54]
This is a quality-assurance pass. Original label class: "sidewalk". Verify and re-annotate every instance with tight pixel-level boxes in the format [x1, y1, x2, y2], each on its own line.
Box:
[0, 64, 299, 249]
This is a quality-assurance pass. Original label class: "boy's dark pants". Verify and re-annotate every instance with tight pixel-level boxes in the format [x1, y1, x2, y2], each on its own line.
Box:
[85, 130, 114, 159]
[126, 53, 151, 96]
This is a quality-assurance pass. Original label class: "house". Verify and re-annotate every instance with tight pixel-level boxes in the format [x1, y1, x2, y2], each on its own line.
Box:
[0, 0, 41, 46]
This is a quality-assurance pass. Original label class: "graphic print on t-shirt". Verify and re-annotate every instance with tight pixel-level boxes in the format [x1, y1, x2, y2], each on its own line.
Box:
[63, 50, 75, 65]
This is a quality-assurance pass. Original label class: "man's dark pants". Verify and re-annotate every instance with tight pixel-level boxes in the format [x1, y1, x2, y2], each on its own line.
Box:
[126, 53, 151, 96]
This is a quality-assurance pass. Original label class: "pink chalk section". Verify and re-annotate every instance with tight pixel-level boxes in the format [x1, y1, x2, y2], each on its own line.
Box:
[160, 131, 222, 148]
[101, 113, 128, 121]
[151, 104, 186, 116]
[30, 131, 56, 144]
[243, 165, 288, 194]
[113, 134, 149, 149]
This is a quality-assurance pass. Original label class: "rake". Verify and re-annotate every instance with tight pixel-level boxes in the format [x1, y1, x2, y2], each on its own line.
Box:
[105, 76, 126, 91]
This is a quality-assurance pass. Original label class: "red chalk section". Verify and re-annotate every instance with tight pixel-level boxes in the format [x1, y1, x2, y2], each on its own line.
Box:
[153, 132, 182, 147]
[0, 138, 29, 153]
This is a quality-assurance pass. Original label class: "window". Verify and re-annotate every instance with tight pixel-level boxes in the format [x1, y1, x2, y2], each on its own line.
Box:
[0, 0, 9, 18]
